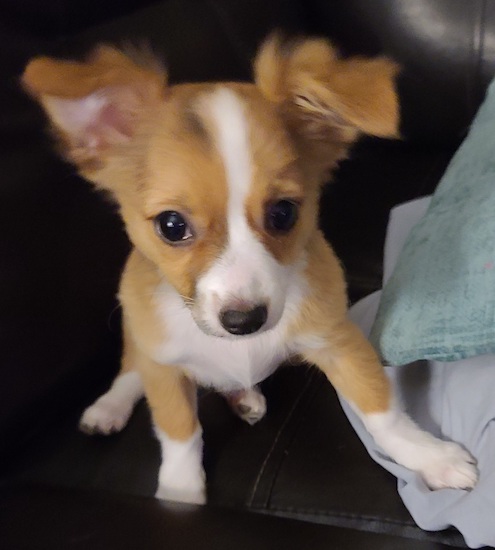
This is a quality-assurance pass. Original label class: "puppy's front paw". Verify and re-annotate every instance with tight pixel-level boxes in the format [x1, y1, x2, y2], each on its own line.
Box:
[366, 410, 479, 491]
[226, 386, 267, 425]
[420, 441, 478, 490]
[79, 397, 132, 435]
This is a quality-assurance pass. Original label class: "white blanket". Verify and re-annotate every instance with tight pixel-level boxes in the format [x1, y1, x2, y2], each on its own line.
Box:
[345, 197, 495, 549]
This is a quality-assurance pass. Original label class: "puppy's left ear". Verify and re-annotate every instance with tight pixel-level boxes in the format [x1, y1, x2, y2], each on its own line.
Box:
[22, 45, 167, 184]
[254, 35, 400, 175]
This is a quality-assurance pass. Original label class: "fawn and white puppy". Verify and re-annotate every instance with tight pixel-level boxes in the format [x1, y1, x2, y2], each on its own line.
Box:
[23, 36, 478, 504]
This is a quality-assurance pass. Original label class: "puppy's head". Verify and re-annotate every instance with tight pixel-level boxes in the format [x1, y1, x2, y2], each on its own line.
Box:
[22, 37, 399, 338]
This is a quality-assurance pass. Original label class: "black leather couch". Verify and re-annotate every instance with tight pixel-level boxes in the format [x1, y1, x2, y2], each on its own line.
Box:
[1, 1, 493, 548]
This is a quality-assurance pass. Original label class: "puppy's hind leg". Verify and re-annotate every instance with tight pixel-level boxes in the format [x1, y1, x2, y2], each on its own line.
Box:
[302, 321, 478, 490]
[224, 386, 267, 425]
[79, 324, 144, 435]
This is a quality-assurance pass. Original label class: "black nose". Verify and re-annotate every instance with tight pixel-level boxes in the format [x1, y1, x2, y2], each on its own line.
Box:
[220, 305, 268, 335]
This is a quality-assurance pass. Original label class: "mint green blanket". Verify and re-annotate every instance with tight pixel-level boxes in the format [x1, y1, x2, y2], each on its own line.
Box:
[371, 78, 495, 365]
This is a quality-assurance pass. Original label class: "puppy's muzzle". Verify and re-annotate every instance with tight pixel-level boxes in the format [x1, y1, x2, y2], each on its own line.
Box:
[220, 304, 268, 335]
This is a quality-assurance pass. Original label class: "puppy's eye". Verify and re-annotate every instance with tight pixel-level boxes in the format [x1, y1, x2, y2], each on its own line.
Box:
[154, 211, 194, 245]
[265, 200, 299, 233]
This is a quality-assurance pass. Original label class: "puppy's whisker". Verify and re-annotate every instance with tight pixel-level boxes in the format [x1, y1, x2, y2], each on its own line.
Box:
[178, 294, 195, 308]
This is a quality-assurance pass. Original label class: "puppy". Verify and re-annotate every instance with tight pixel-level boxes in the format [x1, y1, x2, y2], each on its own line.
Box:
[23, 36, 478, 504]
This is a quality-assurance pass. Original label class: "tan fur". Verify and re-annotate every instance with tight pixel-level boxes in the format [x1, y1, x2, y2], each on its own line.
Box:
[23, 36, 400, 444]
[219, 86, 318, 265]
[120, 251, 198, 440]
[254, 35, 399, 138]
[286, 232, 391, 413]
[22, 45, 165, 99]
[124, 89, 230, 300]
[121, 323, 197, 441]
[254, 35, 400, 180]
[119, 249, 165, 355]
[140, 358, 198, 441]
[23, 46, 166, 173]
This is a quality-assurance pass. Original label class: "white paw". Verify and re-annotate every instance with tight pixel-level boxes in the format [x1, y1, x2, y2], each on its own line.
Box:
[156, 466, 206, 504]
[227, 387, 267, 425]
[365, 409, 479, 491]
[155, 482, 206, 505]
[154, 427, 206, 504]
[79, 397, 132, 435]
[419, 441, 478, 490]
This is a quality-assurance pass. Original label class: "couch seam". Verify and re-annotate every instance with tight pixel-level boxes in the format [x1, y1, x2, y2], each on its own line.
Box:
[246, 366, 319, 507]
[250, 504, 416, 528]
[263, 370, 324, 509]
[249, 506, 467, 548]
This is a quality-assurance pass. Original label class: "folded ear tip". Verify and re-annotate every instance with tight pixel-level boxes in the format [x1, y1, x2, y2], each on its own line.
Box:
[261, 31, 286, 50]
[381, 57, 401, 78]
[376, 110, 401, 140]
[255, 31, 287, 71]
[89, 43, 131, 65]
[21, 57, 51, 96]
[263, 33, 339, 64]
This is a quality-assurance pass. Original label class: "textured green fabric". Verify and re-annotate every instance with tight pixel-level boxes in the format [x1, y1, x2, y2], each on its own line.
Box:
[370, 79, 495, 365]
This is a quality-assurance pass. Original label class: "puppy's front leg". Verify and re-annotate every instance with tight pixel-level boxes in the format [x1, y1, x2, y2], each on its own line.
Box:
[301, 321, 478, 490]
[140, 358, 205, 504]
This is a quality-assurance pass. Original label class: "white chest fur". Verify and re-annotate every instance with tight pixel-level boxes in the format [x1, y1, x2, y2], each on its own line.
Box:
[151, 282, 304, 392]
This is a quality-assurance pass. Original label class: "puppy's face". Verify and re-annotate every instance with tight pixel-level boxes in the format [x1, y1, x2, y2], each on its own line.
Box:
[22, 38, 399, 338]
[129, 84, 315, 337]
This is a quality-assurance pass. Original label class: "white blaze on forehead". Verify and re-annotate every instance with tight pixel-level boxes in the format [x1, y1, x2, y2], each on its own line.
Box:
[204, 87, 252, 227]
[202, 87, 264, 293]
[196, 86, 296, 336]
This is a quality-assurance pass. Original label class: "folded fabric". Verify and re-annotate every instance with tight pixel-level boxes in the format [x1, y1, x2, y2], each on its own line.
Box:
[370, 78, 495, 365]
[345, 198, 495, 549]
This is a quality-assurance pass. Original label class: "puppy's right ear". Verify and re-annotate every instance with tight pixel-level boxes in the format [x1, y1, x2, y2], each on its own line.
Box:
[22, 46, 166, 185]
[254, 35, 399, 180]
